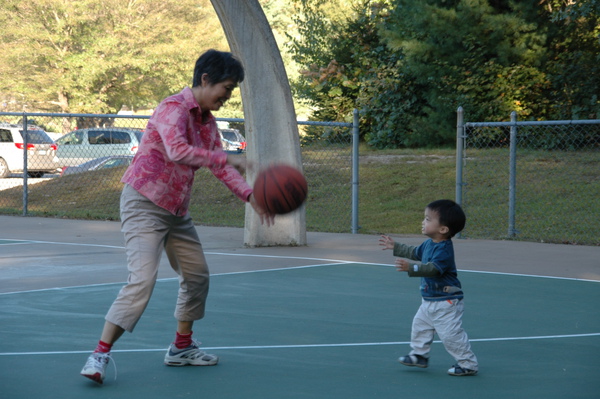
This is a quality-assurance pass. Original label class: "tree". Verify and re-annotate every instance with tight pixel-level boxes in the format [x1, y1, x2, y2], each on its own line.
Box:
[544, 0, 600, 119]
[0, 0, 228, 114]
[379, 0, 553, 145]
[288, 0, 599, 148]
[287, 0, 361, 121]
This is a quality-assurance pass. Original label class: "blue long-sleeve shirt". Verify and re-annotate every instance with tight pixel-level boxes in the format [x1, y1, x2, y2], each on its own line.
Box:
[393, 239, 464, 301]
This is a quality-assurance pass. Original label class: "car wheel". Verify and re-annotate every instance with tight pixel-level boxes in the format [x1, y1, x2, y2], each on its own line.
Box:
[0, 158, 9, 178]
[27, 171, 45, 178]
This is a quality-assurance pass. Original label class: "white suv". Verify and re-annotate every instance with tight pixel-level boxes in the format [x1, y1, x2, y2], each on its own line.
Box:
[219, 128, 246, 153]
[0, 123, 59, 178]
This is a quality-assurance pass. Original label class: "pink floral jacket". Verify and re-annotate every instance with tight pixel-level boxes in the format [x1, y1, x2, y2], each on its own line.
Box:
[121, 87, 252, 216]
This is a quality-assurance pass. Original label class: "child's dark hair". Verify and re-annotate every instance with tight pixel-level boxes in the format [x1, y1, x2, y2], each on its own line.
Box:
[192, 49, 245, 87]
[427, 199, 466, 237]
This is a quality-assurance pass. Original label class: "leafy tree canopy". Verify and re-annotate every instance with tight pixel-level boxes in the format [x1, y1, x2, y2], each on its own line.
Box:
[287, 0, 600, 148]
[0, 0, 227, 114]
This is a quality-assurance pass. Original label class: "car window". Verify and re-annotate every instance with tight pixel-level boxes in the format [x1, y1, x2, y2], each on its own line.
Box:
[77, 158, 105, 169]
[88, 130, 131, 145]
[101, 158, 131, 168]
[19, 129, 54, 144]
[110, 131, 131, 144]
[88, 131, 108, 145]
[0, 129, 12, 143]
[222, 131, 237, 141]
[58, 131, 84, 145]
[134, 132, 144, 142]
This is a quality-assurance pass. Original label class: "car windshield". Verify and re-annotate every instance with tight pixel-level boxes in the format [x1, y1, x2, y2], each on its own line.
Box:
[222, 131, 238, 141]
[75, 158, 108, 168]
[19, 129, 54, 144]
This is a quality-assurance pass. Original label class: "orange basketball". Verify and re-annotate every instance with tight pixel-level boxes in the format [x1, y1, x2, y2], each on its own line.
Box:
[253, 164, 308, 214]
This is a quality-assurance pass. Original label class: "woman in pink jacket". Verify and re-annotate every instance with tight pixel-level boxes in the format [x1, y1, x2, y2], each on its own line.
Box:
[81, 49, 274, 385]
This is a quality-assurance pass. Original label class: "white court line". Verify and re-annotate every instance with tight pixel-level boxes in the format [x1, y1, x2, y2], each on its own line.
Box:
[0, 239, 125, 249]
[1, 332, 599, 357]
[0, 263, 351, 296]
[0, 240, 598, 297]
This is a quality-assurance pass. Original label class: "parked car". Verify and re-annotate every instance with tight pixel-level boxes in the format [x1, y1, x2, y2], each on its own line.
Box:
[60, 155, 134, 176]
[55, 128, 143, 168]
[219, 128, 246, 153]
[0, 123, 59, 178]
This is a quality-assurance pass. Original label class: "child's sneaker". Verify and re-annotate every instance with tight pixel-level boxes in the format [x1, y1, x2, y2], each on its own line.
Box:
[398, 354, 428, 368]
[80, 352, 111, 384]
[447, 364, 478, 376]
[164, 340, 219, 366]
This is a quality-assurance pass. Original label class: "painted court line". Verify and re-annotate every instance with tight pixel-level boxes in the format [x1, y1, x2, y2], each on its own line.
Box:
[1, 239, 597, 283]
[1, 333, 598, 357]
[0, 239, 125, 250]
[1, 242, 598, 295]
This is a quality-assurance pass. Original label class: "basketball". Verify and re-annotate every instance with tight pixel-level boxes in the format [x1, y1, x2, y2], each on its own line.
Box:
[253, 164, 308, 214]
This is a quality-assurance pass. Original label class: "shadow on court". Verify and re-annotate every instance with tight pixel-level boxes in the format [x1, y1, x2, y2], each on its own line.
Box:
[0, 216, 599, 398]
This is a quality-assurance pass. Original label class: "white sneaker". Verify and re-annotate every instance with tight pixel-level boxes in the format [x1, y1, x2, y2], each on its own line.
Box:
[164, 340, 218, 366]
[81, 352, 111, 384]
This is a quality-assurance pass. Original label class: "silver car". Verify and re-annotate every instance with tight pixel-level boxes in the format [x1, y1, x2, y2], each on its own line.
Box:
[0, 123, 59, 178]
[55, 127, 143, 168]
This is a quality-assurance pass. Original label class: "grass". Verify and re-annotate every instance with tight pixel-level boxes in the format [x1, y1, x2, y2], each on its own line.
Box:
[0, 145, 598, 245]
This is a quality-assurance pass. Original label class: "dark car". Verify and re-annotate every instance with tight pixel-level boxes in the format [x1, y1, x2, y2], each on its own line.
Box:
[60, 155, 133, 176]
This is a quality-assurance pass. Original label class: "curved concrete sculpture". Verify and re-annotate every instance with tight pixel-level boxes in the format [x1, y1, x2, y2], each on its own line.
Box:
[211, 0, 306, 246]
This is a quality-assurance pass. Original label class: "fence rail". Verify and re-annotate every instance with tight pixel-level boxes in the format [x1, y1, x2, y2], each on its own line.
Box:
[456, 107, 600, 245]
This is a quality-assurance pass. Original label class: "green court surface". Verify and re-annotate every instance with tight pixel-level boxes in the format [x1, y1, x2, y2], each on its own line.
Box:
[1, 263, 598, 399]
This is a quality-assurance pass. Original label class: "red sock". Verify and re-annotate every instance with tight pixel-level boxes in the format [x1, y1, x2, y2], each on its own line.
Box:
[174, 331, 193, 349]
[94, 340, 113, 353]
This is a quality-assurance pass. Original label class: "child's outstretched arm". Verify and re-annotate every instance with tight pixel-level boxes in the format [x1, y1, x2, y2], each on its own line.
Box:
[395, 258, 441, 277]
[379, 235, 395, 250]
[395, 258, 410, 272]
[380, 235, 419, 259]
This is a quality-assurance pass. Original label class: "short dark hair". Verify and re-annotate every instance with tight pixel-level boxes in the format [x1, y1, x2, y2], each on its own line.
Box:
[426, 199, 466, 237]
[192, 49, 245, 87]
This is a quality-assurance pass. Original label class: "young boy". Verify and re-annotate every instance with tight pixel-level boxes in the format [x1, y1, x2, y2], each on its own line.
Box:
[379, 199, 478, 376]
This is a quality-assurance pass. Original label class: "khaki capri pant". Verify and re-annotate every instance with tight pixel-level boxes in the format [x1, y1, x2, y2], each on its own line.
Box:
[105, 184, 210, 332]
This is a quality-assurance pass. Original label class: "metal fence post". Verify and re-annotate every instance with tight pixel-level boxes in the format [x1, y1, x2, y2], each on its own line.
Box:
[351, 108, 359, 234]
[22, 114, 28, 216]
[508, 111, 517, 238]
[456, 107, 464, 208]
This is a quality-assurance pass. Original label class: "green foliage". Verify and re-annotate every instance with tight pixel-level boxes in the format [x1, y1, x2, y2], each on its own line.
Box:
[0, 0, 228, 114]
[287, 0, 600, 148]
[544, 1, 600, 120]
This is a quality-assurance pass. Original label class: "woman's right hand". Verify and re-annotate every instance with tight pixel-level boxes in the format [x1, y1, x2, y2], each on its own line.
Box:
[248, 193, 275, 226]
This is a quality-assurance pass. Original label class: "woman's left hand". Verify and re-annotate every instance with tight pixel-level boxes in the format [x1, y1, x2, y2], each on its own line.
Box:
[226, 154, 247, 174]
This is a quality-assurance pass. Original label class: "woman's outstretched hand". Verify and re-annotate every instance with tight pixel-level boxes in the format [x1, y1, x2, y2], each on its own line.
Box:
[248, 193, 275, 226]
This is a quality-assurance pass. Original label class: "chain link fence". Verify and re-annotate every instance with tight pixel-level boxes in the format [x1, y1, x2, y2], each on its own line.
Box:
[0, 112, 354, 233]
[457, 108, 600, 245]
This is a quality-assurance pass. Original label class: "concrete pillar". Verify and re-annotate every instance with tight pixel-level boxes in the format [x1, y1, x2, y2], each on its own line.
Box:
[210, 0, 307, 247]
